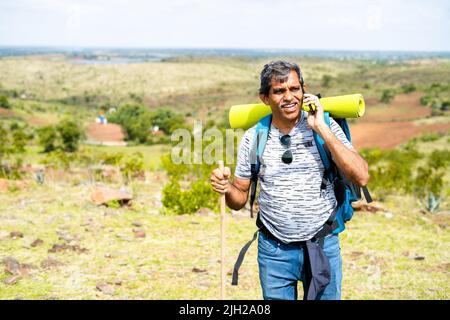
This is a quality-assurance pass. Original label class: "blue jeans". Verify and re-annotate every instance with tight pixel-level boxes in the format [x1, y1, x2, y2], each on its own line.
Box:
[257, 231, 342, 300]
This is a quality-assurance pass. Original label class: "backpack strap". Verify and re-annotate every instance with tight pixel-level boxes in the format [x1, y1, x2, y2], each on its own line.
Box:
[231, 115, 271, 286]
[249, 114, 271, 218]
[313, 112, 334, 189]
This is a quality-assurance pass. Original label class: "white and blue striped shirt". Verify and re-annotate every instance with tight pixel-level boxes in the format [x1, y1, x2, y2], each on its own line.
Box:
[234, 111, 353, 243]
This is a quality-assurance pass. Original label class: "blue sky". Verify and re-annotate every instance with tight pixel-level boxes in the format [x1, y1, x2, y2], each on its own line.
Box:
[0, 0, 449, 51]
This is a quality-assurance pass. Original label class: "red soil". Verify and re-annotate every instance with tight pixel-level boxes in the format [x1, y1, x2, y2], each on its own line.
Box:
[349, 92, 448, 149]
[86, 123, 126, 143]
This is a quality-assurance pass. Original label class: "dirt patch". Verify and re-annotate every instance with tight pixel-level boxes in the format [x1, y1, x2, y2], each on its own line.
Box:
[350, 122, 450, 149]
[86, 123, 126, 146]
[24, 116, 52, 126]
[0, 107, 16, 117]
[350, 92, 449, 149]
[362, 92, 430, 123]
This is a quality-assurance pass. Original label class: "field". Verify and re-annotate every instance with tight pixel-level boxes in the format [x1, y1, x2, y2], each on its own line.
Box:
[0, 53, 449, 300]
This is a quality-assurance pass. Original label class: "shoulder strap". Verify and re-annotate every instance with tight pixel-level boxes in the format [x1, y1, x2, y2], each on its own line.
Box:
[249, 114, 271, 218]
[313, 112, 334, 186]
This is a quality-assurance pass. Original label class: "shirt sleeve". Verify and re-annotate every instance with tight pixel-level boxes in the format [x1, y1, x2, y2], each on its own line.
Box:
[233, 127, 255, 180]
[329, 118, 353, 150]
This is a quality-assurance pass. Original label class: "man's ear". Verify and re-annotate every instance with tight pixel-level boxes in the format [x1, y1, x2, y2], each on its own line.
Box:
[259, 93, 269, 105]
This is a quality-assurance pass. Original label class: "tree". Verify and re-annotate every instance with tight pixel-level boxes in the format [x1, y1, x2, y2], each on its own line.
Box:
[108, 104, 184, 143]
[108, 104, 153, 143]
[150, 108, 184, 134]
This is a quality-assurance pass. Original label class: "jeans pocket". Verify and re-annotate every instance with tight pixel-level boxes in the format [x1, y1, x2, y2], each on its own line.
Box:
[258, 231, 279, 255]
[323, 234, 341, 258]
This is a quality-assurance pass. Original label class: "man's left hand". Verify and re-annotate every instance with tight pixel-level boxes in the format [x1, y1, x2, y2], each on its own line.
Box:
[304, 94, 327, 132]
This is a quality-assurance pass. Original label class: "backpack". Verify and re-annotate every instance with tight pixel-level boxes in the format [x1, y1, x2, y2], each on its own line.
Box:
[231, 103, 372, 286]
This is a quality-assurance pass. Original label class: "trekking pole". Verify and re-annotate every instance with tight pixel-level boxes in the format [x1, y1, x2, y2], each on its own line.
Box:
[218, 160, 226, 300]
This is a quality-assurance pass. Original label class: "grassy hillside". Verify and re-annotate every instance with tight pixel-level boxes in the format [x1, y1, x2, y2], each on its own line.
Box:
[0, 54, 448, 300]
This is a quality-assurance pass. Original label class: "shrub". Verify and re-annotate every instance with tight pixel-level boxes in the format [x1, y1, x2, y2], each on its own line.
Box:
[57, 119, 83, 152]
[37, 126, 58, 152]
[0, 123, 29, 179]
[37, 119, 83, 153]
[321, 75, 333, 88]
[120, 152, 145, 184]
[380, 89, 395, 104]
[401, 84, 416, 93]
[162, 178, 218, 215]
[0, 95, 11, 109]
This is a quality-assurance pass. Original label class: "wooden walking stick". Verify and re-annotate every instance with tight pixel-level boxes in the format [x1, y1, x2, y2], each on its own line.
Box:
[218, 160, 226, 300]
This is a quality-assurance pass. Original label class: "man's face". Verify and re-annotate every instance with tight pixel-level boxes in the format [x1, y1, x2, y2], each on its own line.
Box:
[260, 69, 303, 123]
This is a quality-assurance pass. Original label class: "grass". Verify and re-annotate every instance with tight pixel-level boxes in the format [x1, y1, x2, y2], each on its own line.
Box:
[0, 178, 448, 300]
[21, 144, 170, 171]
[0, 54, 449, 300]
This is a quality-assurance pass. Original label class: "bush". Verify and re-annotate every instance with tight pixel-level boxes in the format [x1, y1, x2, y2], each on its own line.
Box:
[162, 178, 218, 215]
[37, 119, 83, 153]
[57, 119, 83, 152]
[0, 95, 11, 109]
[380, 89, 395, 104]
[120, 152, 145, 184]
[321, 75, 333, 88]
[0, 123, 29, 179]
[401, 84, 416, 93]
[37, 126, 58, 152]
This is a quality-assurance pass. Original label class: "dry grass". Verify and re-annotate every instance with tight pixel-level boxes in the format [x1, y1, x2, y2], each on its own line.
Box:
[0, 175, 448, 300]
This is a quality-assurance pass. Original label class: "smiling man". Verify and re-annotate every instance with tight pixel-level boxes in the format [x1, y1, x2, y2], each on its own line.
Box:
[210, 60, 369, 300]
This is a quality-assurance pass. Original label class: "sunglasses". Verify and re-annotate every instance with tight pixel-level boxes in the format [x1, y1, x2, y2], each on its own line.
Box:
[280, 134, 293, 164]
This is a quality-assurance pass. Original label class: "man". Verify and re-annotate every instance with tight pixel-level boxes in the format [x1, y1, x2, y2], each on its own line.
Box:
[210, 60, 369, 300]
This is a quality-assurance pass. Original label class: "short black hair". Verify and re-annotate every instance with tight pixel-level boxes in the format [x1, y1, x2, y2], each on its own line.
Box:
[259, 60, 304, 96]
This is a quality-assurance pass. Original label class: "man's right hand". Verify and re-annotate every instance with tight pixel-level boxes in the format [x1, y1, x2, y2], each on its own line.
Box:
[210, 167, 231, 194]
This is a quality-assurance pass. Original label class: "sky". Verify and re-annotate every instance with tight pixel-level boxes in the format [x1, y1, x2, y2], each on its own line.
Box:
[0, 0, 449, 51]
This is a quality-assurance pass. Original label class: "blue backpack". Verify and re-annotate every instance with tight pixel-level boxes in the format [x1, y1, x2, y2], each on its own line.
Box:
[231, 106, 372, 286]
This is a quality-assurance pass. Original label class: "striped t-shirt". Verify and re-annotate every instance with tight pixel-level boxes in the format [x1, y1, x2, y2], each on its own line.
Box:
[234, 110, 353, 243]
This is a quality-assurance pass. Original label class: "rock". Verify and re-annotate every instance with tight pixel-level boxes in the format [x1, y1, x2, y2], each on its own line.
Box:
[41, 257, 64, 269]
[31, 239, 44, 247]
[192, 267, 207, 273]
[3, 275, 21, 285]
[113, 279, 122, 286]
[384, 212, 394, 219]
[0, 179, 28, 193]
[115, 233, 132, 241]
[351, 202, 386, 213]
[0, 179, 8, 192]
[3, 257, 21, 275]
[132, 228, 146, 238]
[48, 243, 89, 254]
[91, 186, 132, 206]
[0, 230, 10, 241]
[10, 231, 24, 239]
[96, 282, 115, 295]
[3, 257, 36, 276]
[131, 222, 142, 227]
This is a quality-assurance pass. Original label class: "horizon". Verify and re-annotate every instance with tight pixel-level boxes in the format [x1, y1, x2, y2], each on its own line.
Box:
[1, 45, 450, 53]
